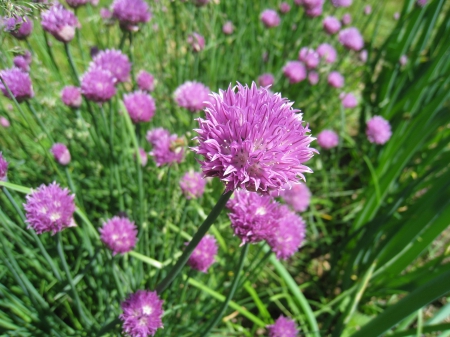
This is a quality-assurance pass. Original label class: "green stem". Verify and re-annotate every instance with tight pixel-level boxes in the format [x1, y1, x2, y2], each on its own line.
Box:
[118, 31, 127, 50]
[43, 31, 60, 73]
[64, 43, 80, 86]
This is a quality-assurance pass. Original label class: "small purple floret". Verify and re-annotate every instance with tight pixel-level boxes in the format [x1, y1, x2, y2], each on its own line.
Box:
[222, 21, 234, 35]
[258, 73, 274, 88]
[281, 183, 311, 212]
[146, 128, 185, 166]
[0, 117, 10, 128]
[340, 92, 357, 109]
[4, 16, 33, 40]
[51, 143, 71, 165]
[283, 61, 307, 83]
[0, 68, 34, 102]
[180, 171, 206, 199]
[112, 0, 151, 30]
[327, 71, 344, 88]
[81, 68, 116, 103]
[332, 0, 352, 7]
[61, 86, 82, 108]
[280, 2, 291, 13]
[99, 216, 137, 255]
[323, 16, 341, 34]
[124, 91, 156, 123]
[317, 43, 337, 63]
[91, 49, 131, 83]
[187, 32, 205, 53]
[339, 27, 364, 51]
[187, 234, 218, 272]
[174, 81, 210, 112]
[0, 152, 8, 181]
[41, 4, 80, 43]
[267, 316, 299, 337]
[13, 56, 30, 72]
[260, 9, 280, 28]
[308, 71, 319, 85]
[317, 130, 339, 149]
[366, 116, 392, 145]
[136, 70, 155, 92]
[66, 0, 89, 8]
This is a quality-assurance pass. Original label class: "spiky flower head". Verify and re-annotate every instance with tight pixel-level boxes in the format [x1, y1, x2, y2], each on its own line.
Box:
[267, 316, 299, 337]
[317, 129, 339, 149]
[317, 43, 337, 63]
[136, 70, 155, 92]
[366, 116, 392, 145]
[24, 182, 76, 235]
[92, 49, 131, 83]
[61, 86, 82, 108]
[340, 92, 357, 108]
[283, 61, 307, 83]
[179, 171, 206, 199]
[327, 71, 344, 88]
[341, 13, 352, 26]
[174, 81, 210, 112]
[323, 16, 341, 34]
[112, 0, 151, 31]
[222, 21, 234, 35]
[81, 68, 116, 103]
[260, 9, 280, 28]
[51, 143, 71, 165]
[308, 71, 319, 85]
[0, 68, 34, 102]
[99, 216, 137, 255]
[280, 183, 311, 212]
[332, 0, 352, 7]
[120, 290, 164, 337]
[258, 73, 274, 88]
[187, 234, 218, 272]
[280, 2, 291, 13]
[192, 83, 316, 194]
[298, 48, 320, 69]
[123, 91, 156, 123]
[339, 27, 364, 51]
[66, 0, 89, 8]
[4, 16, 33, 40]
[13, 55, 30, 72]
[187, 32, 205, 53]
[41, 4, 80, 42]
[146, 128, 185, 166]
[0, 152, 8, 181]
[0, 117, 10, 128]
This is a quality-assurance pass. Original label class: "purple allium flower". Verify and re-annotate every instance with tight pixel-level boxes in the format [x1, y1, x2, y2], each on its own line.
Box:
[120, 290, 164, 337]
[179, 171, 206, 199]
[416, 0, 428, 7]
[193, 83, 316, 194]
[359, 49, 368, 63]
[51, 143, 71, 165]
[146, 128, 185, 166]
[332, 0, 352, 7]
[222, 21, 234, 35]
[13, 55, 30, 72]
[187, 32, 205, 53]
[61, 86, 82, 108]
[364, 5, 372, 15]
[0, 68, 34, 102]
[100, 7, 113, 20]
[267, 205, 306, 259]
[305, 4, 323, 17]
[283, 61, 307, 84]
[193, 0, 210, 6]
[0, 152, 8, 181]
[393, 12, 400, 20]
[340, 92, 358, 109]
[399, 55, 408, 66]
[187, 234, 217, 272]
[280, 2, 291, 13]
[317, 129, 339, 149]
[327, 71, 344, 88]
[138, 147, 148, 166]
[112, 0, 151, 31]
[41, 4, 80, 43]
[341, 13, 352, 26]
[317, 43, 337, 63]
[0, 116, 10, 128]
[298, 48, 320, 69]
[260, 9, 280, 28]
[4, 16, 33, 40]
[308, 71, 319, 85]
[366, 115, 392, 145]
[136, 70, 155, 92]
[66, 0, 89, 8]
[174, 81, 210, 112]
[280, 183, 311, 212]
[24, 182, 76, 235]
[123, 91, 156, 123]
[323, 16, 341, 34]
[267, 316, 299, 337]
[339, 27, 364, 51]
[294, 0, 303, 5]
[91, 49, 131, 83]
[81, 68, 116, 103]
[99, 216, 137, 255]
[258, 73, 274, 88]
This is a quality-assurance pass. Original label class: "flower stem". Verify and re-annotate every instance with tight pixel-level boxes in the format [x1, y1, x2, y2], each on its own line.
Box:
[64, 43, 80, 85]
[155, 190, 233, 294]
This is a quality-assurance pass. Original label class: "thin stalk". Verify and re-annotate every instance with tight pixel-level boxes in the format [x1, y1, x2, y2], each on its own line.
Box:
[118, 31, 127, 50]
[43, 31, 60, 73]
[74, 10, 86, 62]
[64, 43, 80, 85]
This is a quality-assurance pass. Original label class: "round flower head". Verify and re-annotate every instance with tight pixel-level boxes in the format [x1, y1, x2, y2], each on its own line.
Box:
[180, 171, 206, 199]
[393, 12, 400, 20]
[0, 68, 34, 102]
[13, 55, 30, 72]
[341, 13, 352, 26]
[222, 21, 234, 35]
[0, 116, 10, 128]
[61, 86, 82, 108]
[146, 128, 185, 166]
[339, 27, 364, 51]
[341, 92, 357, 108]
[323, 16, 341, 34]
[66, 0, 89, 8]
[51, 143, 71, 165]
[193, 83, 316, 194]
[416, 0, 428, 6]
[174, 81, 210, 112]
[99, 216, 137, 255]
[91, 49, 131, 83]
[317, 43, 337, 64]
[100, 7, 113, 20]
[136, 70, 155, 92]
[317, 129, 339, 149]
[283, 61, 307, 84]
[4, 16, 33, 40]
[366, 116, 392, 145]
[359, 49, 368, 63]
[120, 290, 164, 337]
[364, 5, 372, 15]
[332, 0, 352, 7]
[298, 48, 320, 69]
[294, 0, 303, 5]
[280, 183, 311, 212]
[267, 206, 306, 259]
[260, 9, 280, 28]
[258, 73, 274, 88]
[227, 190, 282, 244]
[24, 182, 76, 235]
[187, 234, 218, 272]
[0, 152, 8, 181]
[267, 316, 299, 337]
[187, 32, 205, 53]
[280, 2, 291, 13]
[304, 2, 323, 17]
[327, 71, 344, 88]
[399, 55, 408, 66]
[308, 71, 319, 85]
[112, 0, 151, 30]
[138, 147, 148, 166]
[81, 68, 116, 103]
[123, 91, 156, 123]
[41, 4, 80, 43]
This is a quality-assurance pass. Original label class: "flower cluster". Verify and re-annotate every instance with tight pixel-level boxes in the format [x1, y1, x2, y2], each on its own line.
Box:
[283, 61, 307, 83]
[99, 216, 138, 255]
[299, 47, 320, 69]
[91, 49, 131, 83]
[51, 143, 71, 166]
[267, 316, 299, 337]
[136, 70, 155, 92]
[258, 73, 275, 88]
[174, 81, 210, 112]
[328, 71, 344, 88]
[340, 92, 357, 108]
[61, 86, 82, 108]
[81, 68, 116, 103]
[146, 128, 185, 166]
[187, 32, 205, 53]
[339, 27, 364, 51]
[179, 171, 206, 199]
[280, 183, 311, 212]
[323, 16, 341, 35]
[317, 130, 339, 149]
[299, 0, 324, 17]
[187, 234, 218, 272]
[260, 9, 280, 28]
[366, 116, 392, 145]
[317, 43, 337, 63]
[0, 152, 8, 181]
[112, 0, 151, 30]
[222, 21, 234, 35]
[4, 16, 33, 40]
[123, 91, 156, 123]
[0, 68, 34, 102]
[41, 4, 80, 43]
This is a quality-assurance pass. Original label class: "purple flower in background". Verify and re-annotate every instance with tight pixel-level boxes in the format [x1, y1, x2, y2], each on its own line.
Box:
[112, 0, 151, 31]
[416, 0, 428, 7]
[327, 71, 344, 88]
[308, 71, 319, 85]
[146, 128, 185, 166]
[13, 55, 30, 72]
[339, 27, 364, 51]
[366, 116, 392, 145]
[305, 3, 324, 17]
[280, 2, 291, 13]
[267, 316, 299, 337]
[24, 182, 76, 235]
[364, 5, 372, 15]
[120, 290, 164, 337]
[0, 68, 34, 102]
[280, 183, 311, 212]
[323, 16, 341, 34]
[100, 7, 113, 20]
[283, 61, 307, 83]
[66, 0, 89, 8]
[0, 152, 8, 181]
[123, 91, 156, 123]
[399, 55, 408, 66]
[258, 73, 274, 88]
[187, 234, 217, 272]
[174, 81, 210, 112]
[61, 86, 82, 108]
[81, 69, 116, 103]
[340, 92, 357, 108]
[294, 0, 303, 5]
[332, 0, 352, 7]
[99, 216, 137, 255]
[4, 16, 33, 40]
[51, 143, 71, 165]
[187, 32, 205, 53]
[393, 12, 400, 20]
[260, 9, 280, 28]
[359, 49, 368, 63]
[136, 70, 155, 92]
[91, 49, 131, 83]
[41, 4, 80, 43]
[193, 0, 210, 6]
[222, 21, 234, 35]
[193, 83, 316, 194]
[317, 43, 337, 63]
[341, 13, 351, 26]
[317, 129, 339, 149]
[138, 148, 148, 166]
[298, 48, 320, 69]
[0, 117, 10, 128]
[179, 171, 206, 199]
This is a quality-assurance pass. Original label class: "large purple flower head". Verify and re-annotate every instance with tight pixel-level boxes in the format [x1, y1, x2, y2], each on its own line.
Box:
[366, 116, 392, 145]
[340, 92, 357, 108]
[317, 129, 339, 149]
[267, 316, 299, 337]
[179, 171, 206, 199]
[41, 4, 80, 43]
[4, 16, 33, 40]
[174, 81, 210, 112]
[81, 68, 116, 103]
[51, 143, 71, 165]
[92, 49, 131, 83]
[146, 128, 185, 166]
[267, 206, 306, 259]
[260, 9, 280, 28]
[298, 48, 320, 69]
[187, 234, 218, 272]
[136, 70, 155, 92]
[120, 290, 164, 337]
[323, 16, 341, 34]
[258, 73, 274, 88]
[227, 190, 282, 244]
[66, 0, 89, 8]
[112, 0, 151, 31]
[193, 83, 316, 194]
[0, 68, 34, 102]
[339, 27, 364, 51]
[124, 91, 156, 123]
[61, 86, 82, 108]
[327, 71, 344, 88]
[332, 0, 352, 7]
[99, 216, 137, 255]
[317, 43, 337, 64]
[283, 61, 307, 84]
[24, 182, 76, 235]
[280, 183, 311, 212]
[0, 152, 8, 181]
[187, 32, 205, 53]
